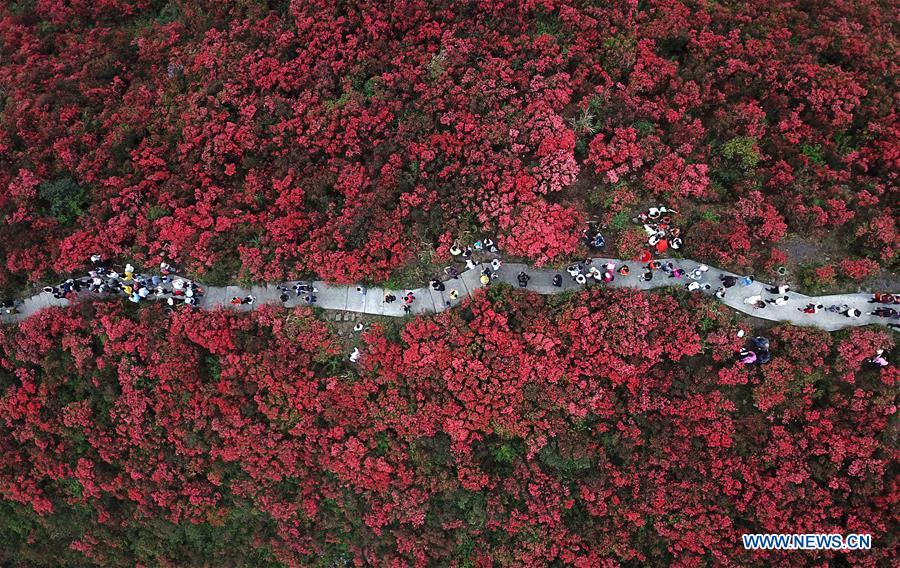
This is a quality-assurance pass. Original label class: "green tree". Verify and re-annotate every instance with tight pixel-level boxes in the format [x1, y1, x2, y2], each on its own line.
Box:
[38, 177, 87, 225]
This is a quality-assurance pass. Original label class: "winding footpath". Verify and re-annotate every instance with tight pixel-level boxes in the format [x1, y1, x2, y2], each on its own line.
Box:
[1, 257, 897, 332]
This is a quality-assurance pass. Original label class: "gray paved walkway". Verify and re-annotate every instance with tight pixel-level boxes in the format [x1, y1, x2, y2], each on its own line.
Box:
[1, 258, 897, 333]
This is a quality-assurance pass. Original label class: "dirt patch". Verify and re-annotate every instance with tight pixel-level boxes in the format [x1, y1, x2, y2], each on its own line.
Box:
[778, 235, 843, 267]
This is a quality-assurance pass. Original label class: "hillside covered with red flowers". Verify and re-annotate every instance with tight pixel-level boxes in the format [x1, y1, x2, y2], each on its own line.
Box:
[0, 0, 897, 290]
[0, 288, 896, 566]
[2, 1, 899, 566]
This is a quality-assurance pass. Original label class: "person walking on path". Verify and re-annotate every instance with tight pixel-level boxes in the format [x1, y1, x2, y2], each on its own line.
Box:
[552, 274, 562, 287]
[743, 295, 766, 309]
[449, 289, 460, 301]
[799, 303, 824, 314]
[720, 275, 738, 288]
[766, 295, 790, 306]
[384, 293, 397, 303]
[517, 271, 530, 288]
[430, 279, 446, 292]
[868, 307, 898, 318]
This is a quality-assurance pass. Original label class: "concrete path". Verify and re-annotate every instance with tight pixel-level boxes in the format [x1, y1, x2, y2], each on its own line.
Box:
[1, 258, 897, 333]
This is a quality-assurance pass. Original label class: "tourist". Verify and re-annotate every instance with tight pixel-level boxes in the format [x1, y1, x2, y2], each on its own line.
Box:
[720, 275, 738, 288]
[739, 349, 757, 365]
[743, 295, 766, 309]
[868, 307, 898, 318]
[491, 258, 502, 271]
[384, 293, 397, 303]
[867, 349, 888, 367]
[766, 295, 790, 306]
[688, 265, 709, 280]
[449, 289, 460, 301]
[618, 265, 630, 276]
[715, 286, 726, 299]
[799, 303, 823, 314]
[552, 274, 562, 287]
[517, 271, 530, 288]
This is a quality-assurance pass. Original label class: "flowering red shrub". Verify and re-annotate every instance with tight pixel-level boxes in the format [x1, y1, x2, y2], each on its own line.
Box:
[586, 127, 645, 184]
[814, 264, 837, 285]
[0, 291, 895, 566]
[0, 0, 896, 289]
[839, 258, 880, 281]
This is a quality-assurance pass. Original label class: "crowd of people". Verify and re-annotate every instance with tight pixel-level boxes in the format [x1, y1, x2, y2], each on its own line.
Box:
[0, 248, 896, 346]
[633, 206, 683, 253]
[276, 282, 319, 305]
[35, 256, 204, 310]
